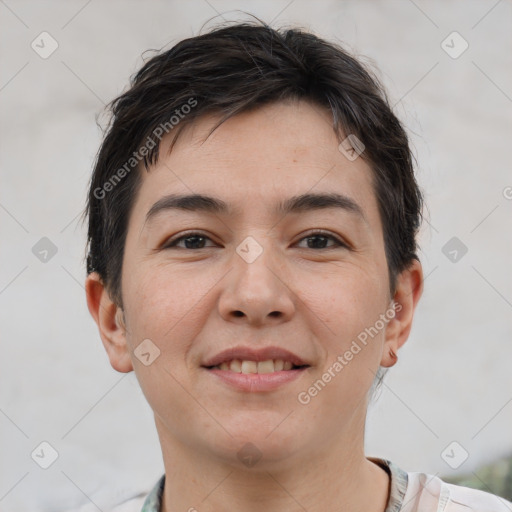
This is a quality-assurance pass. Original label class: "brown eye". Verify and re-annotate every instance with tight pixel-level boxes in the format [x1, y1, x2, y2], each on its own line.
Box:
[164, 232, 216, 249]
[296, 231, 347, 250]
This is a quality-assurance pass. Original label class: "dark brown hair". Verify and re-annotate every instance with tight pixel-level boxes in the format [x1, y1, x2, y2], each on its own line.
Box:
[82, 20, 423, 310]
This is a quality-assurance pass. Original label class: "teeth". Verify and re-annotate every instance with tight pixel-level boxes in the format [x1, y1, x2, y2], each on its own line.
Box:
[215, 359, 300, 373]
[257, 360, 275, 374]
[230, 359, 242, 372]
[241, 360, 258, 374]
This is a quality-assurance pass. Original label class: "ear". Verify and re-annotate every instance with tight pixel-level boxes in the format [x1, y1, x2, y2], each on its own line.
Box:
[380, 259, 423, 368]
[85, 272, 133, 373]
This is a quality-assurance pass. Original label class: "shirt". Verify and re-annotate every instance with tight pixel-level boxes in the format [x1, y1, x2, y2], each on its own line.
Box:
[108, 457, 512, 512]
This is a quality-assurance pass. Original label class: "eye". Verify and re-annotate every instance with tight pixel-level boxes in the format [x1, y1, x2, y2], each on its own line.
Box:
[295, 231, 348, 250]
[162, 230, 348, 250]
[163, 231, 217, 250]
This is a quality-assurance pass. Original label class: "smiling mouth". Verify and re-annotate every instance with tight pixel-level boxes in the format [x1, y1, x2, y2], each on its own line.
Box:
[205, 359, 310, 374]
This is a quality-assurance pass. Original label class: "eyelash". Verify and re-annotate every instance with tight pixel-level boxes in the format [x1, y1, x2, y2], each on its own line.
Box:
[163, 230, 348, 250]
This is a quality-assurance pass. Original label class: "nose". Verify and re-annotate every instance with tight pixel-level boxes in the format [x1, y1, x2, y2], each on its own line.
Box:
[217, 237, 296, 326]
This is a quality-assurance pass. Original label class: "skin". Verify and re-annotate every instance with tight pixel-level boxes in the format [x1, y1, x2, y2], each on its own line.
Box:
[86, 99, 423, 512]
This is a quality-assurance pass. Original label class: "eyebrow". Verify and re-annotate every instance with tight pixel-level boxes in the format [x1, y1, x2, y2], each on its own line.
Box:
[145, 192, 367, 225]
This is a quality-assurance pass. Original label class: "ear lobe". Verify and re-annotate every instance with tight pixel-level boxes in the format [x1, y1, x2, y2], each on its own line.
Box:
[85, 272, 133, 373]
[381, 259, 424, 368]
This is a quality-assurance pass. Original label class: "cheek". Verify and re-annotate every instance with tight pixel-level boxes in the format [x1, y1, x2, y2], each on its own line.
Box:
[123, 265, 204, 332]
[122, 262, 222, 361]
[299, 269, 387, 387]
[300, 267, 386, 332]
[122, 268, 183, 351]
[121, 266, 208, 420]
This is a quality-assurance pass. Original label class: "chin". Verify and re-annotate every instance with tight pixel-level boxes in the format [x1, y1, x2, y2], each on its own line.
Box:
[224, 424, 304, 465]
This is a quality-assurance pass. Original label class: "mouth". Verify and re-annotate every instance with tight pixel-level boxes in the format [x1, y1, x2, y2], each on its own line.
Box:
[204, 359, 310, 373]
[201, 346, 311, 392]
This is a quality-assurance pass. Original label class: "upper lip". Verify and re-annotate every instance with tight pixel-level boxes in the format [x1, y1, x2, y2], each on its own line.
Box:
[202, 346, 310, 368]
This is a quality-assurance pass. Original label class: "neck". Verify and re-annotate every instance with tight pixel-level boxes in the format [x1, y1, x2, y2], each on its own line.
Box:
[155, 418, 390, 512]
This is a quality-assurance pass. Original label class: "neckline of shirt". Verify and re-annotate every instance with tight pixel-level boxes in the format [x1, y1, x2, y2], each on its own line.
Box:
[140, 456, 409, 512]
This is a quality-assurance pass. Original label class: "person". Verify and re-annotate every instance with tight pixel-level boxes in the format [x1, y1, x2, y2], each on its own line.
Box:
[82, 19, 512, 512]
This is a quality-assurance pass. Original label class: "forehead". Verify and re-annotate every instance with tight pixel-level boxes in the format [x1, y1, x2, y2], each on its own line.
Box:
[129, 100, 381, 233]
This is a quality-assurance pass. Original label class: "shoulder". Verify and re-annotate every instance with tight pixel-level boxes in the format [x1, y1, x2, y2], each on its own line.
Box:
[403, 470, 512, 511]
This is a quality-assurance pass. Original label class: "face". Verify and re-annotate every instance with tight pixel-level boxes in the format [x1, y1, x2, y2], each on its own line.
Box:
[89, 99, 421, 469]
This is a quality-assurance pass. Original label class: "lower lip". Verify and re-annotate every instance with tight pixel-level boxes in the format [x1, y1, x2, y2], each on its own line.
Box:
[205, 367, 309, 392]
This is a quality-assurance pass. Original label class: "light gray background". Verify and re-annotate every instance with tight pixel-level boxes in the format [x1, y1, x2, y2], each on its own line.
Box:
[1, 1, 511, 510]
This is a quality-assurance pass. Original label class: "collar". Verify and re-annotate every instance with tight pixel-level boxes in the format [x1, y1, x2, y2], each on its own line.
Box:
[140, 457, 408, 512]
